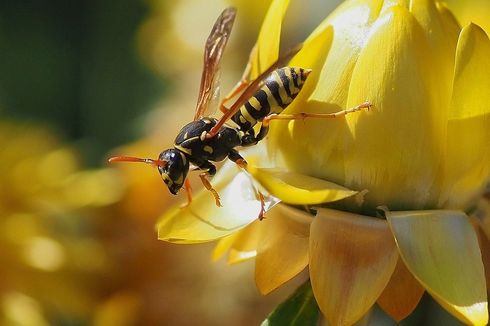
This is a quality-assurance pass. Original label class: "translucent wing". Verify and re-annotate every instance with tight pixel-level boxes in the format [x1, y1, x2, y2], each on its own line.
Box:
[208, 44, 302, 137]
[193, 7, 236, 121]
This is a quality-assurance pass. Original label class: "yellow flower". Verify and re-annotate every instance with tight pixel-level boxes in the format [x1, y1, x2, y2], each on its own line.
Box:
[157, 0, 490, 325]
[268, 0, 490, 212]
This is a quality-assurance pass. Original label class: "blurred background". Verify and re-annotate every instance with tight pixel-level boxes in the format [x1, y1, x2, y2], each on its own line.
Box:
[0, 0, 485, 325]
[0, 0, 341, 325]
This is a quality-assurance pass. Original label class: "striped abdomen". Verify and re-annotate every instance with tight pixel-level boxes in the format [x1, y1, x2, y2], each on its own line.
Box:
[231, 67, 311, 131]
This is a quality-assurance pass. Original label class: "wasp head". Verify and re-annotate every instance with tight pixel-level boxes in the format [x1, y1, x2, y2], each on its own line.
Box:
[157, 149, 189, 195]
[108, 149, 190, 195]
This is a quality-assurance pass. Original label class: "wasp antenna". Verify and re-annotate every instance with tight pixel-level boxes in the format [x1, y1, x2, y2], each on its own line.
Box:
[108, 156, 168, 168]
[108, 156, 148, 164]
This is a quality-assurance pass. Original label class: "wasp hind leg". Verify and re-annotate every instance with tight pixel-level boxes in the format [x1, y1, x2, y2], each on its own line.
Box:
[196, 161, 222, 207]
[262, 101, 373, 125]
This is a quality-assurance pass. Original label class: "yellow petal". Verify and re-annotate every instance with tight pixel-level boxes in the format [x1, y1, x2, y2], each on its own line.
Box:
[249, 0, 289, 78]
[377, 258, 425, 321]
[255, 204, 311, 294]
[267, 24, 340, 176]
[308, 0, 383, 42]
[211, 221, 261, 263]
[449, 24, 490, 119]
[269, 0, 383, 182]
[385, 209, 488, 325]
[309, 208, 398, 326]
[157, 163, 263, 243]
[227, 220, 261, 264]
[344, 5, 445, 209]
[309, 0, 383, 105]
[410, 0, 459, 111]
[440, 24, 490, 209]
[211, 233, 238, 261]
[289, 25, 332, 69]
[265, 26, 334, 166]
[281, 24, 333, 109]
[248, 167, 357, 205]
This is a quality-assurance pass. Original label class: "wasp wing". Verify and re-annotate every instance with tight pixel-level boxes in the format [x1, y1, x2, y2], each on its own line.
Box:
[208, 44, 303, 136]
[193, 7, 236, 121]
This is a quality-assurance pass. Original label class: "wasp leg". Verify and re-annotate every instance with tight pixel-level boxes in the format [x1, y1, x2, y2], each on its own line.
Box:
[228, 149, 248, 169]
[262, 101, 373, 125]
[242, 102, 372, 146]
[199, 173, 222, 207]
[220, 80, 250, 113]
[257, 191, 266, 221]
[196, 161, 222, 207]
[180, 178, 193, 208]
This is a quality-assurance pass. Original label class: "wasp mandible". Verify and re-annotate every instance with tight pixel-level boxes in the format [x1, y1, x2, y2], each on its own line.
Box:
[109, 7, 371, 215]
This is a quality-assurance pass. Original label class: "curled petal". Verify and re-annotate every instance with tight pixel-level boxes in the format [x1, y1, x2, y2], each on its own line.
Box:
[440, 24, 490, 208]
[255, 205, 311, 294]
[449, 24, 490, 120]
[385, 209, 488, 326]
[157, 163, 263, 243]
[309, 209, 398, 326]
[248, 167, 357, 205]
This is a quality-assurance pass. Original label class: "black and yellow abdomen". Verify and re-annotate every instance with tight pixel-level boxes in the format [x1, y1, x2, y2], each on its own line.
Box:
[231, 67, 311, 131]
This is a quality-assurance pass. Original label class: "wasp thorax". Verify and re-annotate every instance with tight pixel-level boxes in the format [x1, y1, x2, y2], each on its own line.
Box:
[157, 149, 189, 195]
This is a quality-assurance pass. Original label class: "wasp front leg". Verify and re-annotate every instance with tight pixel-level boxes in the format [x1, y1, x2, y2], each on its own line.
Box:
[228, 149, 248, 169]
[180, 178, 193, 208]
[195, 161, 222, 207]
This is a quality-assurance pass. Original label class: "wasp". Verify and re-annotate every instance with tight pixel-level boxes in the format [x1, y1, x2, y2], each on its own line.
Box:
[109, 7, 371, 217]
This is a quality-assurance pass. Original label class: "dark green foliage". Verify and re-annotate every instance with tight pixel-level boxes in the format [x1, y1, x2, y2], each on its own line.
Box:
[261, 280, 320, 326]
[0, 0, 166, 164]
